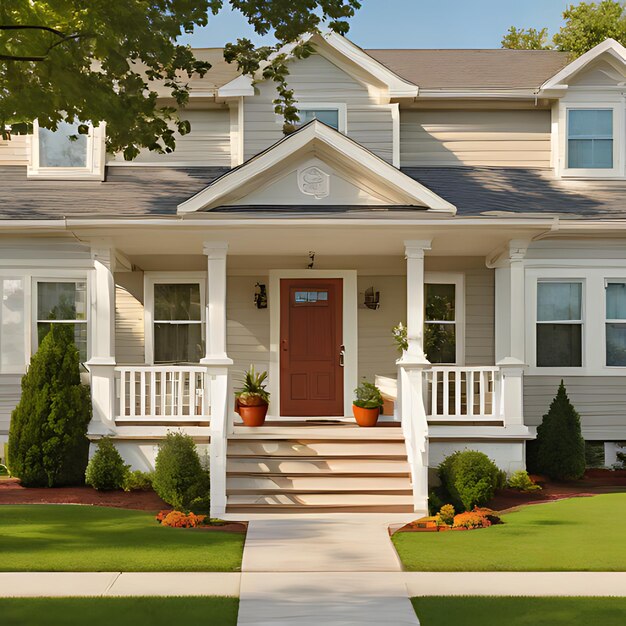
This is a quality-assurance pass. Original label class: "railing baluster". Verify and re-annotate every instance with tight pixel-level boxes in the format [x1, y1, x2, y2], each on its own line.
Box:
[189, 371, 196, 418]
[120, 369, 126, 418]
[442, 370, 449, 417]
[479, 370, 486, 416]
[129, 370, 136, 418]
[455, 370, 461, 417]
[140, 370, 146, 417]
[468, 370, 474, 418]
[430, 371, 437, 417]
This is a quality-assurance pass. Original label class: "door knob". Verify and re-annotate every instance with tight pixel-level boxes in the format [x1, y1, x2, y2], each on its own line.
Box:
[339, 344, 345, 367]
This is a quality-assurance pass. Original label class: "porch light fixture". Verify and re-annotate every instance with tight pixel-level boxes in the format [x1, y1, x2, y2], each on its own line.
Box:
[254, 283, 267, 309]
[363, 287, 380, 310]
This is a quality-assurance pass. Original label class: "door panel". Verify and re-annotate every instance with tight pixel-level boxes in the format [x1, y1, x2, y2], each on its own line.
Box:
[280, 278, 344, 416]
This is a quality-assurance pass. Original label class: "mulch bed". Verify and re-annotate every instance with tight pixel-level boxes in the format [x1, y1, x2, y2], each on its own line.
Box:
[0, 477, 247, 532]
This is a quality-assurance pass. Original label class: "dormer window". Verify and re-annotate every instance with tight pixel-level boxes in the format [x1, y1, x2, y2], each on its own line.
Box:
[28, 119, 105, 180]
[567, 109, 613, 169]
[297, 104, 347, 133]
[561, 104, 621, 178]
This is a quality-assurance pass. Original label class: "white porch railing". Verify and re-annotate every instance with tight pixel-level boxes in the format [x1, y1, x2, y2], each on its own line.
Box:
[115, 366, 210, 421]
[425, 366, 502, 421]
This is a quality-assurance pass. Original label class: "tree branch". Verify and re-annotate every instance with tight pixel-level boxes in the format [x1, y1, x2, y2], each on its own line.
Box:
[0, 25, 67, 37]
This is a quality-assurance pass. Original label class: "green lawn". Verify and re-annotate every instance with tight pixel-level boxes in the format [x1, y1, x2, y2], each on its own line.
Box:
[0, 597, 238, 626]
[393, 493, 626, 571]
[412, 597, 626, 626]
[0, 505, 245, 571]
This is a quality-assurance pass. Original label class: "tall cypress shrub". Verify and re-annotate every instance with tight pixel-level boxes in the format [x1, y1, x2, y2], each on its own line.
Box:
[535, 381, 585, 481]
[8, 325, 91, 487]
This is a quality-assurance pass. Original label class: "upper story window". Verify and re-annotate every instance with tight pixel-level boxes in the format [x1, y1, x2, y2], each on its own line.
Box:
[297, 104, 347, 133]
[28, 119, 105, 180]
[567, 109, 613, 169]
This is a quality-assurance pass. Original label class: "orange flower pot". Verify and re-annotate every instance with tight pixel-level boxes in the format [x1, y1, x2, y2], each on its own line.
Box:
[238, 403, 268, 427]
[352, 405, 380, 427]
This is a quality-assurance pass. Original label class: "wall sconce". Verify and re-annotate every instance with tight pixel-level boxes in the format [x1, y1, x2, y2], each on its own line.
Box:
[363, 286, 380, 310]
[254, 283, 267, 309]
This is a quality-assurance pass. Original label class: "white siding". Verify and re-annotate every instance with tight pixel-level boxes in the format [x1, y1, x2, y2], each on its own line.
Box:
[0, 375, 21, 437]
[0, 236, 91, 261]
[115, 285, 145, 364]
[107, 109, 231, 165]
[0, 135, 28, 165]
[244, 54, 394, 162]
[524, 376, 626, 439]
[465, 268, 495, 365]
[400, 109, 552, 167]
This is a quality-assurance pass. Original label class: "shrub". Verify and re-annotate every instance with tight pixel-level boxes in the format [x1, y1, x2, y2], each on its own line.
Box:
[452, 511, 492, 530]
[152, 433, 210, 511]
[123, 470, 153, 492]
[437, 504, 455, 526]
[85, 437, 129, 490]
[507, 470, 542, 492]
[0, 464, 9, 477]
[535, 381, 585, 481]
[585, 441, 605, 469]
[8, 325, 91, 487]
[157, 510, 206, 528]
[438, 450, 505, 512]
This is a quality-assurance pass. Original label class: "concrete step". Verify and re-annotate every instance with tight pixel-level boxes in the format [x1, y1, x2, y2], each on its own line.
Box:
[227, 493, 415, 507]
[226, 503, 415, 514]
[227, 439, 408, 458]
[226, 475, 411, 493]
[227, 457, 411, 475]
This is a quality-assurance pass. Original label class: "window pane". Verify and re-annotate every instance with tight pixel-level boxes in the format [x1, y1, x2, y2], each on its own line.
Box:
[568, 139, 613, 168]
[568, 109, 612, 138]
[299, 109, 339, 130]
[154, 323, 202, 363]
[154, 284, 201, 321]
[425, 324, 456, 364]
[607, 323, 626, 366]
[37, 322, 87, 362]
[537, 282, 581, 321]
[39, 121, 88, 167]
[606, 283, 626, 320]
[536, 324, 582, 367]
[38, 282, 86, 320]
[425, 284, 455, 321]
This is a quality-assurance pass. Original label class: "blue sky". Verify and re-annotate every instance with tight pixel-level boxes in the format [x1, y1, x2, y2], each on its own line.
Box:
[180, 0, 571, 49]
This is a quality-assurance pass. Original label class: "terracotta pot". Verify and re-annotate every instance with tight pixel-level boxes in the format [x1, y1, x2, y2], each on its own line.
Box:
[238, 403, 268, 427]
[352, 405, 380, 427]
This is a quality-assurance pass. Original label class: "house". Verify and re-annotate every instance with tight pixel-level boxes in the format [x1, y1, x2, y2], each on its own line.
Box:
[2, 33, 626, 515]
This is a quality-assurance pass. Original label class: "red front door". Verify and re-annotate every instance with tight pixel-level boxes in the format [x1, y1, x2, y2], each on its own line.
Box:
[280, 278, 344, 417]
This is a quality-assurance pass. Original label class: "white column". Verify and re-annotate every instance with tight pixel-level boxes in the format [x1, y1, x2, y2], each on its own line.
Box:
[494, 239, 529, 428]
[402, 240, 432, 364]
[86, 243, 116, 433]
[201, 241, 233, 366]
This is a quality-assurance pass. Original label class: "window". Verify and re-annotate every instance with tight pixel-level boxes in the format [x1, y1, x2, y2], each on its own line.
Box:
[36, 281, 88, 362]
[425, 283, 457, 364]
[294, 290, 328, 303]
[567, 109, 613, 169]
[28, 119, 105, 180]
[536, 281, 582, 367]
[153, 283, 203, 363]
[606, 282, 626, 366]
[298, 109, 339, 130]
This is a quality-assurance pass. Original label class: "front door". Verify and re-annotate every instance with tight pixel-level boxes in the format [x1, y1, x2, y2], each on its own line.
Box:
[280, 278, 344, 416]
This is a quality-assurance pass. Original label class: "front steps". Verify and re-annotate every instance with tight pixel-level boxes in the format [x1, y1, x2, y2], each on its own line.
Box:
[225, 422, 414, 513]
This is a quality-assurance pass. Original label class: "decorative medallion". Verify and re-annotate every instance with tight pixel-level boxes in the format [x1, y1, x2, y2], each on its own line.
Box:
[297, 166, 330, 199]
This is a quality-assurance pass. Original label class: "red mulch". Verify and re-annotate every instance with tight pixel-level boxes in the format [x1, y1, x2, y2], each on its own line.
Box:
[487, 469, 626, 512]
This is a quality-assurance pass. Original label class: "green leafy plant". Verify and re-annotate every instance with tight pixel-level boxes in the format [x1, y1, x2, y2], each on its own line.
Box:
[0, 464, 9, 477]
[507, 470, 542, 492]
[152, 432, 210, 512]
[392, 322, 408, 354]
[437, 504, 455, 526]
[235, 365, 270, 407]
[353, 381, 383, 409]
[8, 324, 91, 487]
[534, 381, 586, 481]
[85, 437, 129, 491]
[438, 450, 505, 512]
[123, 469, 154, 492]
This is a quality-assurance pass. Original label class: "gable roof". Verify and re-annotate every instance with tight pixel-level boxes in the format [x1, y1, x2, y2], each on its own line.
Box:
[541, 38, 626, 90]
[367, 49, 569, 90]
[177, 120, 455, 214]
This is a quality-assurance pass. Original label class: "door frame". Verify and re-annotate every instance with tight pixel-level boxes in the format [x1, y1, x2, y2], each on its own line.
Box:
[269, 270, 358, 417]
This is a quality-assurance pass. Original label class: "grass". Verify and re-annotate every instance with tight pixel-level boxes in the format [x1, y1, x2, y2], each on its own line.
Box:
[412, 597, 626, 626]
[393, 493, 626, 571]
[0, 597, 238, 626]
[0, 505, 245, 571]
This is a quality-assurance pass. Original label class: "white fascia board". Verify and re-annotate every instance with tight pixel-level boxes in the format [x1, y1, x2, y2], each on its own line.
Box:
[540, 38, 626, 91]
[176, 120, 455, 214]
[217, 74, 255, 98]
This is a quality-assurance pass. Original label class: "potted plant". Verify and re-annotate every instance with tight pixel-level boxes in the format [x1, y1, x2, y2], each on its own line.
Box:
[235, 366, 270, 427]
[352, 381, 383, 427]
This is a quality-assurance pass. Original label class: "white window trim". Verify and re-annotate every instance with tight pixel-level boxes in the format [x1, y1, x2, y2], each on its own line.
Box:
[31, 276, 91, 362]
[27, 119, 106, 181]
[559, 102, 624, 178]
[297, 102, 347, 133]
[603, 279, 626, 369]
[143, 272, 206, 365]
[424, 272, 465, 366]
